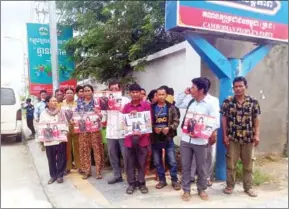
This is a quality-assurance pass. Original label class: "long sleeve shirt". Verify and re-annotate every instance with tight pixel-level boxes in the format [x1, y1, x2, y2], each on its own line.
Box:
[175, 92, 220, 145]
[34, 101, 46, 120]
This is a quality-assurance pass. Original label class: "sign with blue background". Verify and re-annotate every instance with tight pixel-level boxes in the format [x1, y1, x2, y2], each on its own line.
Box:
[166, 0, 288, 43]
[26, 23, 76, 96]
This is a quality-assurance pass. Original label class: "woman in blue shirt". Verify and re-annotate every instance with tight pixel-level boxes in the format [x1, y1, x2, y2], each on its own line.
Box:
[75, 84, 104, 179]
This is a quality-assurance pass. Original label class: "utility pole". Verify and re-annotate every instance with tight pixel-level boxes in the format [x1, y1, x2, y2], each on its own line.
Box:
[48, 1, 59, 93]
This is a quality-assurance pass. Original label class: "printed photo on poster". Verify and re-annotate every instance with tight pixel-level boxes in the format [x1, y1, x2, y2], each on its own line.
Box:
[100, 110, 107, 127]
[122, 111, 152, 136]
[94, 91, 122, 111]
[37, 122, 68, 142]
[72, 112, 102, 133]
[61, 105, 76, 123]
[182, 112, 216, 139]
[106, 110, 123, 138]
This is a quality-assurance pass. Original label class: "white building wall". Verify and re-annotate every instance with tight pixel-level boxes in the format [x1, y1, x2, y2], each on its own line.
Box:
[133, 41, 201, 145]
[133, 41, 201, 95]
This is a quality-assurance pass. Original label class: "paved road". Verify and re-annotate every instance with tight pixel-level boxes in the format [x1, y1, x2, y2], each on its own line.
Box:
[1, 139, 52, 208]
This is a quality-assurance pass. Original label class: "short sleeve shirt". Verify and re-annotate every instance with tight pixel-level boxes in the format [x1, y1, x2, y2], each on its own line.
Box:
[76, 98, 97, 113]
[220, 95, 261, 144]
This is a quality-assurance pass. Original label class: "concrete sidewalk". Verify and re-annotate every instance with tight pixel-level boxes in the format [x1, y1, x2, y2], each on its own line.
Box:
[23, 123, 288, 208]
[25, 138, 288, 208]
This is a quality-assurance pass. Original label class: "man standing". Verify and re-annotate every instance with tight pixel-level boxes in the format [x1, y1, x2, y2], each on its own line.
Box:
[151, 86, 181, 190]
[34, 90, 47, 122]
[24, 98, 36, 138]
[221, 76, 260, 197]
[106, 80, 130, 184]
[190, 78, 219, 186]
[175, 77, 219, 201]
[122, 83, 151, 194]
[34, 90, 48, 151]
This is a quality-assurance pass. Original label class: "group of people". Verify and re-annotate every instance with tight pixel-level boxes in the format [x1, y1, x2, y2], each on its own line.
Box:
[24, 76, 261, 201]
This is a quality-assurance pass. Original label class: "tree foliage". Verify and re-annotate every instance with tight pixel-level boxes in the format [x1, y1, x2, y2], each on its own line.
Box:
[56, 1, 183, 84]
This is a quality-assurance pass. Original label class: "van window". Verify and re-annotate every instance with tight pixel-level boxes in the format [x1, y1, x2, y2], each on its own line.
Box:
[1, 88, 16, 105]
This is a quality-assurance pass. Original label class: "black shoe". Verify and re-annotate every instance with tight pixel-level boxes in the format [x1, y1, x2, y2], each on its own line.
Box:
[108, 177, 123, 184]
[126, 185, 136, 194]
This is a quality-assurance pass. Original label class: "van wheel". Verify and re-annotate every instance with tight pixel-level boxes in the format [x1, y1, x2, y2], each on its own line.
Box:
[16, 134, 22, 143]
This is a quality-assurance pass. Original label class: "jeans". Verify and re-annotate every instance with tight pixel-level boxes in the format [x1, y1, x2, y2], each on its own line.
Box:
[152, 139, 178, 182]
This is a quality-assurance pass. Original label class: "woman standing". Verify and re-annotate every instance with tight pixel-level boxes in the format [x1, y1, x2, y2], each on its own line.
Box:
[76, 84, 104, 179]
[61, 88, 81, 175]
[40, 96, 67, 184]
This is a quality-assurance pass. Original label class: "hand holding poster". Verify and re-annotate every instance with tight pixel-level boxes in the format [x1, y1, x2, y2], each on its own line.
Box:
[122, 111, 152, 136]
[37, 122, 68, 142]
[73, 112, 102, 133]
[182, 112, 216, 139]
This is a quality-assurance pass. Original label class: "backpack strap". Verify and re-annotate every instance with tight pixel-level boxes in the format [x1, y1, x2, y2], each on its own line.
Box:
[181, 99, 195, 129]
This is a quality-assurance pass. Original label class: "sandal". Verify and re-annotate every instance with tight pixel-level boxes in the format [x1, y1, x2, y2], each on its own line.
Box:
[64, 170, 70, 176]
[245, 189, 257, 197]
[198, 190, 209, 201]
[172, 181, 181, 190]
[181, 192, 191, 202]
[57, 177, 64, 184]
[223, 187, 233, 195]
[48, 178, 56, 185]
[82, 173, 91, 180]
[155, 181, 167, 189]
[139, 185, 149, 194]
[126, 185, 136, 194]
[96, 174, 103, 179]
[207, 180, 213, 187]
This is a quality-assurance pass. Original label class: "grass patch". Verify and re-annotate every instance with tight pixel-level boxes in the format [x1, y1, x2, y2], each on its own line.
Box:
[235, 160, 272, 186]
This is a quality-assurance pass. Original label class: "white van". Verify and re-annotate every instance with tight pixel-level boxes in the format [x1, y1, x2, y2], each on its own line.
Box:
[1, 86, 23, 142]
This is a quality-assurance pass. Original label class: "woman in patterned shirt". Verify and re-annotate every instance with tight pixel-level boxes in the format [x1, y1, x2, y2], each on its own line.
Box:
[76, 84, 104, 179]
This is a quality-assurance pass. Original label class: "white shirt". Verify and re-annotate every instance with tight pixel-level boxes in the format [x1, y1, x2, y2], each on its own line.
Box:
[106, 96, 131, 139]
[34, 100, 46, 120]
[176, 92, 220, 145]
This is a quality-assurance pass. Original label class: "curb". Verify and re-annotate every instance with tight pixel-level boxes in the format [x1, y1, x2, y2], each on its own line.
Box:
[26, 140, 105, 208]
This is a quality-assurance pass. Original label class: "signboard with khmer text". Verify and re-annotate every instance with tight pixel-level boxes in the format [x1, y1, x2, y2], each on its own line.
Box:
[26, 23, 76, 96]
[165, 0, 288, 43]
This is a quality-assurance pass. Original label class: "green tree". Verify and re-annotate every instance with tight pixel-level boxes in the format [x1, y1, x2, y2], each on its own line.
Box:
[57, 1, 183, 85]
